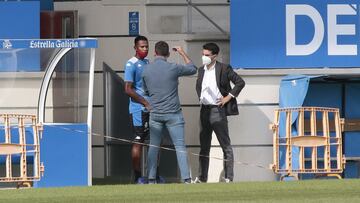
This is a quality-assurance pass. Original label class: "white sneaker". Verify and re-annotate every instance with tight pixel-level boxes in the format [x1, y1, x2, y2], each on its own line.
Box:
[193, 177, 202, 183]
[224, 178, 232, 183]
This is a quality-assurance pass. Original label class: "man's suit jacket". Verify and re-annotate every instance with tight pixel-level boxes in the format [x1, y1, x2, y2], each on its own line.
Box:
[196, 61, 245, 116]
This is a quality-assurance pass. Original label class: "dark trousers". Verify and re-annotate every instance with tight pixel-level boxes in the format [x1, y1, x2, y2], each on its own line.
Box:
[198, 105, 234, 182]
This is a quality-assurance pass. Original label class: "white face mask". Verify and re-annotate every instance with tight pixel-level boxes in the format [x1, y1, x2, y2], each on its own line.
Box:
[202, 55, 212, 66]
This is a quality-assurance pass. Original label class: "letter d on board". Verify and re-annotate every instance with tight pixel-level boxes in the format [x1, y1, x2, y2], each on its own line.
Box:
[286, 5, 324, 56]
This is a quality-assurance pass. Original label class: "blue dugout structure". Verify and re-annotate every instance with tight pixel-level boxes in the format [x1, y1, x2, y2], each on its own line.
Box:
[0, 38, 97, 187]
[279, 75, 360, 178]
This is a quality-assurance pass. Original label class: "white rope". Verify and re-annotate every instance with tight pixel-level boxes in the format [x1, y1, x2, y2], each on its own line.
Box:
[0, 124, 270, 170]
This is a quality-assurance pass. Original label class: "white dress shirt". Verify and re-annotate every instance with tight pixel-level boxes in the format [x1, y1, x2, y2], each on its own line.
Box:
[200, 62, 222, 105]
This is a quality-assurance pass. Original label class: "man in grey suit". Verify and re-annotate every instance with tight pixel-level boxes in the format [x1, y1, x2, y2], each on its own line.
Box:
[195, 43, 245, 183]
[142, 41, 197, 183]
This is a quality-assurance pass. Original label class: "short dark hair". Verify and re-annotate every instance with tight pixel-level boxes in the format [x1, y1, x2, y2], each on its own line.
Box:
[134, 35, 148, 46]
[203, 43, 220, 55]
[155, 41, 169, 57]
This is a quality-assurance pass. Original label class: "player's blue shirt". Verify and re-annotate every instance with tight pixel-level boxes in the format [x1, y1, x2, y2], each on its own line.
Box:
[124, 56, 149, 114]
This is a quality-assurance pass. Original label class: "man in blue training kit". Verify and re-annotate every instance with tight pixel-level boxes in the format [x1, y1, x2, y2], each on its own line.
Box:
[124, 35, 152, 183]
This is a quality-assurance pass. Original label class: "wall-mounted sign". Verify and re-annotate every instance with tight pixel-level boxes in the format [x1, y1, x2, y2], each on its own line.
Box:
[129, 12, 139, 36]
[0, 39, 98, 49]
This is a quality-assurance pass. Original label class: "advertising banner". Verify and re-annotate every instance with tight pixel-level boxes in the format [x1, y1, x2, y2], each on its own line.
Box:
[231, 0, 360, 68]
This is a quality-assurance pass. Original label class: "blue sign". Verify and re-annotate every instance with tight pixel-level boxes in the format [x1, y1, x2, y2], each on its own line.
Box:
[0, 1, 40, 72]
[0, 2, 40, 39]
[0, 38, 98, 49]
[0, 38, 97, 72]
[231, 0, 360, 68]
[129, 12, 139, 36]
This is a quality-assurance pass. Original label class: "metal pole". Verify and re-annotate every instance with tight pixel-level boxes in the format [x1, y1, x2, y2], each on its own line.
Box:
[187, 0, 192, 34]
[87, 48, 96, 186]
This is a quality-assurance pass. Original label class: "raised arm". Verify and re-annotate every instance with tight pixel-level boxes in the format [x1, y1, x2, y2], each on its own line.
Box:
[173, 46, 191, 64]
[173, 46, 197, 76]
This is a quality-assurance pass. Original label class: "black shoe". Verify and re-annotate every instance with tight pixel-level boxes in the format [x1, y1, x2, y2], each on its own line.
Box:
[184, 178, 192, 184]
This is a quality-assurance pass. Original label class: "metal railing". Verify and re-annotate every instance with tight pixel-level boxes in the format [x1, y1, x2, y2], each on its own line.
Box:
[0, 114, 44, 187]
[269, 107, 346, 180]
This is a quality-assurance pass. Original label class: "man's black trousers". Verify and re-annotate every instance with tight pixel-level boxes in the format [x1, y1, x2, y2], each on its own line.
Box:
[198, 105, 234, 182]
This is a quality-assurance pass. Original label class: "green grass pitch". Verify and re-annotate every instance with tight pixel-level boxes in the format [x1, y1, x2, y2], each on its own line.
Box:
[0, 179, 359, 202]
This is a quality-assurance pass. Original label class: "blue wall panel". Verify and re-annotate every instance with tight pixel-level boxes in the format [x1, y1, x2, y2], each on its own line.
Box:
[345, 84, 360, 118]
[34, 124, 88, 188]
[0, 1, 40, 71]
[344, 162, 360, 178]
[303, 83, 343, 109]
[345, 132, 360, 157]
[0, 2, 39, 39]
[0, 0, 53, 11]
[344, 84, 360, 157]
[38, 0, 54, 11]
